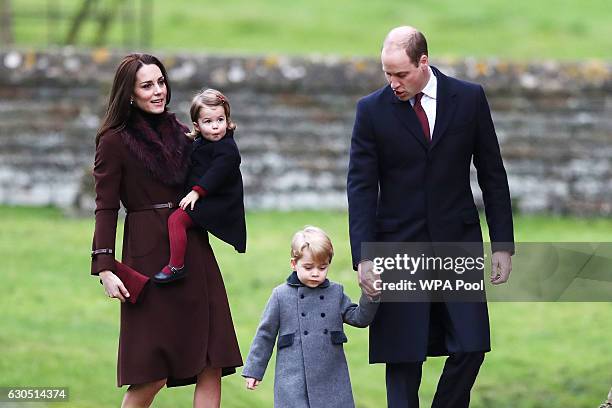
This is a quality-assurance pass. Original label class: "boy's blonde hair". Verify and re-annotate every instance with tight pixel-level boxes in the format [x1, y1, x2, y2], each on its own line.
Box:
[291, 226, 334, 264]
[187, 88, 236, 138]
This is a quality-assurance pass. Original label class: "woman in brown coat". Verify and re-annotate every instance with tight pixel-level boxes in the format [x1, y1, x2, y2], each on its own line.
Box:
[91, 53, 242, 407]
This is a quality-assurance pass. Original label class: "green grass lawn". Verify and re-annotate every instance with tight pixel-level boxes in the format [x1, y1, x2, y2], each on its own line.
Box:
[1, 206, 611, 407]
[9, 0, 612, 59]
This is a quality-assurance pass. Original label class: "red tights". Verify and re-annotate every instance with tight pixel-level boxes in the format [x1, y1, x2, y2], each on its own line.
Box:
[163, 208, 194, 274]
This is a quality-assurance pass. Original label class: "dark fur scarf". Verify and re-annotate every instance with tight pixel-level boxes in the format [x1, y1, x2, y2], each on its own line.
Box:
[120, 109, 191, 186]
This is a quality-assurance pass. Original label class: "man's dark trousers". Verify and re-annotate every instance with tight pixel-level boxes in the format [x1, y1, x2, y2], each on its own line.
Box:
[386, 351, 485, 408]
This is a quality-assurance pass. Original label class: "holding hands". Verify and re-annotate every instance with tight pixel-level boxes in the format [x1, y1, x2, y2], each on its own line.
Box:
[357, 260, 381, 299]
[179, 190, 200, 210]
[245, 377, 261, 390]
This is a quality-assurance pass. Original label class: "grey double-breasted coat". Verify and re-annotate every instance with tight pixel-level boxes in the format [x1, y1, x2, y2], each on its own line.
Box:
[242, 272, 379, 408]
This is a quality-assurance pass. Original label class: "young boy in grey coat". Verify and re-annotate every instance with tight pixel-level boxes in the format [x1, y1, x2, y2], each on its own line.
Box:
[242, 226, 379, 408]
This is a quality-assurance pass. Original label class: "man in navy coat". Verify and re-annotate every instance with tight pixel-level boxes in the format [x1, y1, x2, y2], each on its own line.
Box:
[347, 26, 515, 407]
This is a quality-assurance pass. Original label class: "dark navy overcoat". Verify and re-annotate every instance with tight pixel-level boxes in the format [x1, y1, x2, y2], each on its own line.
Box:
[347, 66, 515, 363]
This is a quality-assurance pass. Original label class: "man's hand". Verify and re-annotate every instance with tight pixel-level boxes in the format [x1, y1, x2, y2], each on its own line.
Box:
[179, 190, 200, 210]
[99, 270, 129, 302]
[358, 260, 381, 298]
[245, 377, 261, 390]
[490, 251, 512, 285]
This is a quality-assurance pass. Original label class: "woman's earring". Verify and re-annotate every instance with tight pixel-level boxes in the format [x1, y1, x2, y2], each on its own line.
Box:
[130, 99, 133, 105]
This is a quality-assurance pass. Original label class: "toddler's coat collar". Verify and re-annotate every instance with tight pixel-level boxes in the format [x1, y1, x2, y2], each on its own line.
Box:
[286, 271, 330, 288]
[193, 129, 235, 147]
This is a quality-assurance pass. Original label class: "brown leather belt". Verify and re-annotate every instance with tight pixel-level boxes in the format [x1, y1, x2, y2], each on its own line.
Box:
[125, 202, 177, 213]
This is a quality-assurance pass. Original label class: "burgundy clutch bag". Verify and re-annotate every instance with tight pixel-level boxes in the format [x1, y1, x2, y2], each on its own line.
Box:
[99, 261, 150, 304]
[115, 261, 150, 304]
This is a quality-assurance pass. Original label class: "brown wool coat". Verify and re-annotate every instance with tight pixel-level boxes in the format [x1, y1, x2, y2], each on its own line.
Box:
[91, 123, 242, 387]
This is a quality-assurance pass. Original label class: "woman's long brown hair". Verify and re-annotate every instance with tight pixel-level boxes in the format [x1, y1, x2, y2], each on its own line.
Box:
[95, 53, 172, 146]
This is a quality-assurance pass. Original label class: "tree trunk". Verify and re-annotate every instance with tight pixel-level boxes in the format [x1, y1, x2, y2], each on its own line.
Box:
[94, 0, 125, 46]
[0, 0, 13, 45]
[65, 0, 95, 45]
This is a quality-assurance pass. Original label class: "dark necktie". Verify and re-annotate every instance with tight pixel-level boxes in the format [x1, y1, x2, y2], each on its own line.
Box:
[413, 92, 430, 142]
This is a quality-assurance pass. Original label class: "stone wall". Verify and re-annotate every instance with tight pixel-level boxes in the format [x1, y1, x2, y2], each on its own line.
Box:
[1, 48, 611, 214]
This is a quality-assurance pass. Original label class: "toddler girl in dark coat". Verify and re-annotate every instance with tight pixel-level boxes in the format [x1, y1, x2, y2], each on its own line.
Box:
[154, 89, 246, 283]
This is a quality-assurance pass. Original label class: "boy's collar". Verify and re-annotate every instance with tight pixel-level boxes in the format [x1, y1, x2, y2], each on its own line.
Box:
[286, 271, 330, 288]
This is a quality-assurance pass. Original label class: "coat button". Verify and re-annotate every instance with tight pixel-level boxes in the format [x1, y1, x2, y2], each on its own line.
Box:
[301, 312, 306, 317]
[324, 329, 328, 334]
[300, 294, 304, 299]
[321, 313, 326, 317]
[304, 331, 308, 335]
[320, 295, 324, 300]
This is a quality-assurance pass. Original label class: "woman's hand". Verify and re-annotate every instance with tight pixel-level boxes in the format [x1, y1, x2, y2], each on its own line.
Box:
[245, 377, 261, 390]
[99, 270, 130, 302]
[179, 190, 200, 210]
